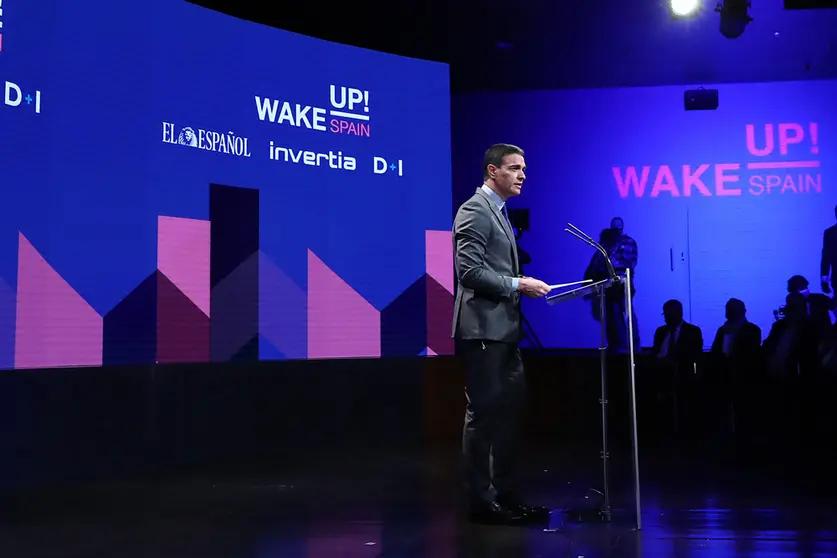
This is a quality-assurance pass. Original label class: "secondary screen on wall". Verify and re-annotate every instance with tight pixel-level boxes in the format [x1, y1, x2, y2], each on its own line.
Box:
[0, 0, 453, 369]
[453, 81, 834, 349]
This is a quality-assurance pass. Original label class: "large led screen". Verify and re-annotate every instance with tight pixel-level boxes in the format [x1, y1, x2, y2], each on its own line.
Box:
[453, 81, 835, 349]
[0, 0, 453, 368]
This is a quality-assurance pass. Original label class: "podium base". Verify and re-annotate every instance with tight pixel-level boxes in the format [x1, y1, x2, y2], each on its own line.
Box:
[565, 506, 612, 523]
[563, 488, 611, 523]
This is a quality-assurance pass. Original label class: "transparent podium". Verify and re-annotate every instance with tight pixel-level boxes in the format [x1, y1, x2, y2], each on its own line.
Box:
[545, 223, 643, 530]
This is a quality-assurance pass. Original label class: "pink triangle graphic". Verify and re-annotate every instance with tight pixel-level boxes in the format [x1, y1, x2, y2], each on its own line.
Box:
[426, 347, 437, 356]
[307, 250, 380, 359]
[15, 233, 103, 369]
[425, 230, 454, 295]
[157, 216, 210, 317]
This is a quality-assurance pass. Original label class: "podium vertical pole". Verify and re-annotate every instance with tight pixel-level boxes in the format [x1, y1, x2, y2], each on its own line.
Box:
[598, 286, 612, 520]
[624, 268, 642, 529]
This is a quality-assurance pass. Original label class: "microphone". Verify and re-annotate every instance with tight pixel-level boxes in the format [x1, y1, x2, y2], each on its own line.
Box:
[566, 223, 618, 281]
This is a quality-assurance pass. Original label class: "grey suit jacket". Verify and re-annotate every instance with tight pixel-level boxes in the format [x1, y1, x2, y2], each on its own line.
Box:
[451, 187, 522, 342]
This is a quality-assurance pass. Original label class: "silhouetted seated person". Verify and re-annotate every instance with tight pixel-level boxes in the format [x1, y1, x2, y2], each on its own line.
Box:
[762, 292, 821, 449]
[710, 298, 762, 368]
[651, 299, 704, 436]
[653, 299, 704, 367]
[763, 292, 818, 377]
[709, 298, 762, 440]
[787, 275, 834, 343]
[787, 276, 837, 380]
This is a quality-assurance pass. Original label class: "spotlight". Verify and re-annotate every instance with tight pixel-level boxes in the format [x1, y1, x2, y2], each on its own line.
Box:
[669, 0, 702, 17]
[715, 0, 753, 38]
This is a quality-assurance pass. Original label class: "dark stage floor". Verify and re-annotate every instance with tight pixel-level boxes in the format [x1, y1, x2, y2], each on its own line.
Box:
[1, 445, 835, 558]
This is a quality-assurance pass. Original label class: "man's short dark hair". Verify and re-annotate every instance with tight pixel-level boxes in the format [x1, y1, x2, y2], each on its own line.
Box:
[726, 298, 745, 312]
[663, 299, 683, 313]
[788, 275, 809, 293]
[483, 143, 524, 180]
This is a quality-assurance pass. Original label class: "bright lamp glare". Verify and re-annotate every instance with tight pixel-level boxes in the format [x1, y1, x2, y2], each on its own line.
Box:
[670, 0, 701, 16]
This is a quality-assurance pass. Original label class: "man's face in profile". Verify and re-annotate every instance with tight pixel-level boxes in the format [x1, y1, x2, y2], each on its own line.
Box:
[611, 218, 624, 233]
[489, 154, 526, 199]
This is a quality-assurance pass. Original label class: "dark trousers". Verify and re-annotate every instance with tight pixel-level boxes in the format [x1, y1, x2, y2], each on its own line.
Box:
[459, 339, 526, 506]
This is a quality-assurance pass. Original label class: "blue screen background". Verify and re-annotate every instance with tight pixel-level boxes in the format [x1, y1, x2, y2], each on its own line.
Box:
[453, 82, 836, 349]
[0, 0, 452, 367]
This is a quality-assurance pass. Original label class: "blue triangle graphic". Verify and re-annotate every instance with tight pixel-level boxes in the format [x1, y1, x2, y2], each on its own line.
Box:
[258, 335, 286, 361]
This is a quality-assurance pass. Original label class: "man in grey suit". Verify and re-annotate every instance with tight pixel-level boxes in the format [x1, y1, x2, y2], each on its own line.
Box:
[453, 143, 552, 525]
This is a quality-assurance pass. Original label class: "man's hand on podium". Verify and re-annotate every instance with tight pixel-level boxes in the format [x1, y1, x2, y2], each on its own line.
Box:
[517, 277, 551, 298]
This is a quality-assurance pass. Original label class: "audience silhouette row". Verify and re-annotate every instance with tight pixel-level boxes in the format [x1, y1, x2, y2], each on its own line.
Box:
[649, 275, 835, 378]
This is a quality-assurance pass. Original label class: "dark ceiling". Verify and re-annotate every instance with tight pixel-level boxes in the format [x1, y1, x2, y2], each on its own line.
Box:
[192, 0, 646, 92]
[195, 0, 837, 92]
[194, 0, 451, 66]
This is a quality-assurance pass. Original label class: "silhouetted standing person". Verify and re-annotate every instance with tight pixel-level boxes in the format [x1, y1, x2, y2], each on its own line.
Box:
[820, 204, 837, 293]
[584, 228, 618, 323]
[607, 217, 639, 351]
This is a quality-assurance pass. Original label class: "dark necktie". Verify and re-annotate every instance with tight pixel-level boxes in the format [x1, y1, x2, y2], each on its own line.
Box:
[500, 205, 513, 233]
[499, 205, 519, 274]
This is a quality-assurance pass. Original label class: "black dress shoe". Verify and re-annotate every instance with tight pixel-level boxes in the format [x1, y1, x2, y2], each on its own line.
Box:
[497, 496, 551, 522]
[468, 501, 525, 525]
[516, 503, 551, 521]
